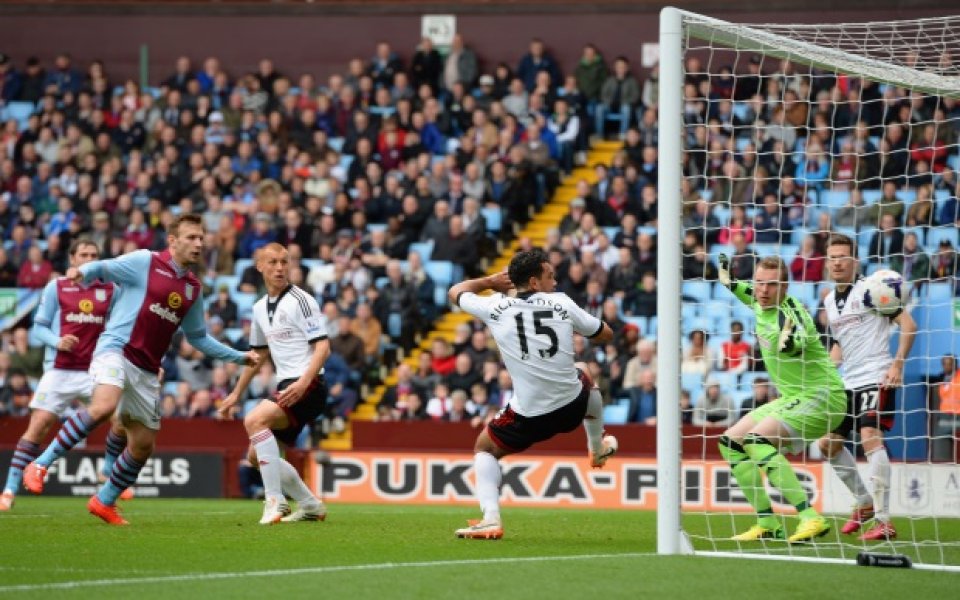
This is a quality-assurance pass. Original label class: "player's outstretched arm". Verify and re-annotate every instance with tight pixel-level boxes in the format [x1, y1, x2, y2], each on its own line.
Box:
[717, 254, 755, 307]
[448, 271, 513, 307]
[182, 299, 252, 365]
[220, 347, 270, 416]
[70, 250, 150, 286]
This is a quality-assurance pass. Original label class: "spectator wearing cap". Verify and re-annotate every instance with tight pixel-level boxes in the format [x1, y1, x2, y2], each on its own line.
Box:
[693, 377, 736, 427]
[238, 212, 277, 259]
[205, 111, 228, 145]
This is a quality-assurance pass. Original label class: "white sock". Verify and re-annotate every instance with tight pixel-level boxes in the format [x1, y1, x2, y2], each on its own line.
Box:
[583, 388, 605, 455]
[474, 452, 501, 524]
[829, 446, 872, 507]
[279, 458, 317, 505]
[866, 447, 892, 521]
[250, 430, 284, 502]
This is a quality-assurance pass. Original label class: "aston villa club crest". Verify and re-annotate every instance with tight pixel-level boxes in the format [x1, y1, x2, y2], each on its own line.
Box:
[185, 284, 194, 301]
[95, 289, 107, 303]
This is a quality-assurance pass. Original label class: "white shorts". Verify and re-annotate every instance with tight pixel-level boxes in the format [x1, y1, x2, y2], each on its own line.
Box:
[29, 369, 95, 415]
[90, 352, 162, 431]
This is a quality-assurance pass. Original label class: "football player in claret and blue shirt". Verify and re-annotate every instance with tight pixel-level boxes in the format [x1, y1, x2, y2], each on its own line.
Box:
[24, 214, 260, 525]
[0, 238, 125, 511]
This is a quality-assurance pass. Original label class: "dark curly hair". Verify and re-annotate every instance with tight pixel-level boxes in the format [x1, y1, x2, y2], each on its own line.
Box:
[507, 248, 549, 289]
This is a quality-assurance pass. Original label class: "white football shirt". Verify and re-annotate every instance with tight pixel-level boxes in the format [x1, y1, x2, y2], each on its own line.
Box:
[458, 291, 603, 417]
[824, 277, 896, 389]
[249, 285, 327, 382]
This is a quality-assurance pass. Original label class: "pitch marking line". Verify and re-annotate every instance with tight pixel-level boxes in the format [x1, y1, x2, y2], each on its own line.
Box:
[0, 552, 655, 593]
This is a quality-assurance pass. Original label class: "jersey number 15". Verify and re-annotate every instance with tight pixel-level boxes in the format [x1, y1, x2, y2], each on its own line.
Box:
[515, 311, 559, 360]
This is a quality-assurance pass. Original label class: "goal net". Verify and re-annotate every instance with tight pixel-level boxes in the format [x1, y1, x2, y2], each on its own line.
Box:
[656, 7, 960, 570]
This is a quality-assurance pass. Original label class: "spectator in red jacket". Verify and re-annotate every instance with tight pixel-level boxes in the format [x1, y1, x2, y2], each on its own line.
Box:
[17, 246, 53, 289]
[790, 234, 826, 283]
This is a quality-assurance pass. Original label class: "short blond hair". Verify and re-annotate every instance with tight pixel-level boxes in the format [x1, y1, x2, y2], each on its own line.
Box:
[755, 256, 789, 282]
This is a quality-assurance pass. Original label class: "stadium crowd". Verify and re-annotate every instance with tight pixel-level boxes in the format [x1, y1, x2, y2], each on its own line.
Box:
[0, 40, 958, 442]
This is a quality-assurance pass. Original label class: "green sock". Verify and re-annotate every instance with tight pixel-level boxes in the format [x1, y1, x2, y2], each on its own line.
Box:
[743, 435, 818, 519]
[719, 436, 776, 528]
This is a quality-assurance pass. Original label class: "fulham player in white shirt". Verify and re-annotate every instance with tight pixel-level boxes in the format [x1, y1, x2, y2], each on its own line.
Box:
[819, 234, 917, 541]
[448, 248, 618, 540]
[221, 243, 330, 525]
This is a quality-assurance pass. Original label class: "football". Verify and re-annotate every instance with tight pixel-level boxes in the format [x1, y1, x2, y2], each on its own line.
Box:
[862, 269, 907, 315]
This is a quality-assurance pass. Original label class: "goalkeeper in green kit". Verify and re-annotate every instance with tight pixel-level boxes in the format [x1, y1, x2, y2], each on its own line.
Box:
[716, 254, 847, 543]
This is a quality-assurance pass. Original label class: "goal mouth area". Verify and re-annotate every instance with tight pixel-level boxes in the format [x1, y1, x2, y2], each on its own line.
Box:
[656, 6, 960, 570]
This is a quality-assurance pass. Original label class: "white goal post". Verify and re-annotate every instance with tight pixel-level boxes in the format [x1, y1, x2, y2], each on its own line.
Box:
[656, 7, 960, 569]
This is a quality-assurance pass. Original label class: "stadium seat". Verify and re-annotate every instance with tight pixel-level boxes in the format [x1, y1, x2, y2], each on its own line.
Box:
[425, 260, 455, 307]
[233, 292, 257, 318]
[481, 207, 502, 235]
[4, 101, 35, 129]
[926, 282, 954, 301]
[787, 282, 818, 307]
[603, 403, 630, 425]
[328, 137, 345, 153]
[367, 223, 387, 233]
[602, 226, 619, 240]
[409, 240, 434, 262]
[682, 281, 713, 303]
[821, 190, 851, 210]
[927, 227, 958, 251]
[233, 258, 253, 280]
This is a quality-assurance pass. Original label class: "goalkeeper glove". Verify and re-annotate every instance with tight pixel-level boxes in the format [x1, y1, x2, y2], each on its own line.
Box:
[718, 253, 731, 287]
[777, 314, 797, 353]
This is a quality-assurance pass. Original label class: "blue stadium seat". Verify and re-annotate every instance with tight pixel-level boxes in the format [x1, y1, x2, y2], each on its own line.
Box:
[602, 226, 619, 240]
[328, 137, 345, 153]
[481, 207, 502, 234]
[787, 283, 818, 308]
[708, 371, 738, 395]
[233, 258, 253, 280]
[408, 240, 434, 262]
[637, 226, 657, 237]
[681, 373, 705, 404]
[927, 227, 958, 252]
[4, 101, 35, 129]
[603, 403, 630, 425]
[425, 260, 455, 306]
[367, 223, 387, 233]
[682, 281, 713, 303]
[926, 282, 954, 301]
[820, 190, 850, 210]
[233, 292, 257, 319]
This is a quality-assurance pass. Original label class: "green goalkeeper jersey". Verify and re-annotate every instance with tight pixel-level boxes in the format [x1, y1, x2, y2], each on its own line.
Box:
[728, 281, 844, 399]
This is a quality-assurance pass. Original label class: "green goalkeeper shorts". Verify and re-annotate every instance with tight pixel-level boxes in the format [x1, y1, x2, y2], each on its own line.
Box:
[748, 388, 847, 453]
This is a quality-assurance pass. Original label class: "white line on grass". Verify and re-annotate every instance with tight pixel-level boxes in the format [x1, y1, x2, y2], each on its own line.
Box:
[0, 552, 655, 593]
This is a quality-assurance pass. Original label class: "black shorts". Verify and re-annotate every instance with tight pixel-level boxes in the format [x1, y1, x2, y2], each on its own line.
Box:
[833, 385, 895, 438]
[487, 370, 593, 453]
[270, 375, 327, 446]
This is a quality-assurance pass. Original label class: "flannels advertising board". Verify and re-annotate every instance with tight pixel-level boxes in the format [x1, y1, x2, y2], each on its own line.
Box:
[0, 451, 223, 498]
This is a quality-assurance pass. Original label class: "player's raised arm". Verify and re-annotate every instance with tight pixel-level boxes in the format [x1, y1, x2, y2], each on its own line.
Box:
[718, 253, 755, 307]
[448, 271, 513, 308]
[70, 250, 151, 286]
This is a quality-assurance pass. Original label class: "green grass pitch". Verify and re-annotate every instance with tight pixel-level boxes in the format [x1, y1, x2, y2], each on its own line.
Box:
[0, 498, 957, 599]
